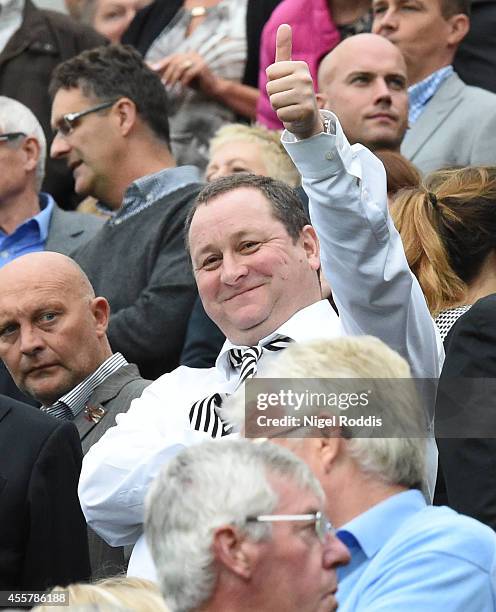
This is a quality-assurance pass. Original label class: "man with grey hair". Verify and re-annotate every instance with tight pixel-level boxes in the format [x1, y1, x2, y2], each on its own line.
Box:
[145, 439, 350, 612]
[227, 336, 496, 611]
[0, 96, 103, 269]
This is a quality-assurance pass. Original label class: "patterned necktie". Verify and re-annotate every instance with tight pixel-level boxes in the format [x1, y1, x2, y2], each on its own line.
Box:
[42, 401, 73, 420]
[189, 335, 293, 438]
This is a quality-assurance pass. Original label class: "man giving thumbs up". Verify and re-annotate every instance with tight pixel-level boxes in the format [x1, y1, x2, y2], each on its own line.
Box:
[77, 25, 440, 582]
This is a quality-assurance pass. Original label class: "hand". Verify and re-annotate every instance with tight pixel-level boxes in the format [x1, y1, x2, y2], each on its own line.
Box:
[149, 51, 219, 96]
[266, 24, 324, 139]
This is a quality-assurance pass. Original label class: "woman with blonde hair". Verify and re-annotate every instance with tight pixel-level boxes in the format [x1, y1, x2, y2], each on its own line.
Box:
[33, 576, 169, 611]
[205, 123, 300, 186]
[390, 166, 496, 340]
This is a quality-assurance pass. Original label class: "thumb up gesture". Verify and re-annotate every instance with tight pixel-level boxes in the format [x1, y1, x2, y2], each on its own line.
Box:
[266, 24, 324, 140]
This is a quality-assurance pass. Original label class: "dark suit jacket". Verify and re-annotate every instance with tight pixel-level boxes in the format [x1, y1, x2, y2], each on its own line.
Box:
[46, 205, 105, 254]
[0, 0, 105, 209]
[72, 364, 151, 578]
[435, 294, 496, 531]
[0, 395, 90, 590]
[454, 0, 496, 93]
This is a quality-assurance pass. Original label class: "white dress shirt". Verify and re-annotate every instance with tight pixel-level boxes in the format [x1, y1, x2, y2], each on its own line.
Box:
[79, 113, 442, 579]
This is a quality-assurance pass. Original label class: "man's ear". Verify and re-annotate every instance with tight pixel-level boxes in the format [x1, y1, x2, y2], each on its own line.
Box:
[91, 297, 110, 336]
[300, 225, 321, 272]
[318, 416, 345, 474]
[113, 97, 138, 136]
[446, 13, 470, 47]
[21, 137, 41, 175]
[316, 92, 328, 110]
[212, 525, 258, 580]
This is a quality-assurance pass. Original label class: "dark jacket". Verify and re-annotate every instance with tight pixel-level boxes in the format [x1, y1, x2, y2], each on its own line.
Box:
[435, 294, 496, 531]
[0, 395, 90, 590]
[0, 0, 105, 208]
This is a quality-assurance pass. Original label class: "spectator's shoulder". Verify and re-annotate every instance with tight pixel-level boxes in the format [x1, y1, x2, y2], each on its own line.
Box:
[40, 8, 107, 48]
[461, 80, 496, 108]
[2, 395, 71, 440]
[405, 505, 496, 567]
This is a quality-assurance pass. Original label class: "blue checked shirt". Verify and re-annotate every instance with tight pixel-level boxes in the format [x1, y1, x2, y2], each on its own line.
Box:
[0, 192, 54, 268]
[408, 66, 454, 126]
[111, 165, 201, 226]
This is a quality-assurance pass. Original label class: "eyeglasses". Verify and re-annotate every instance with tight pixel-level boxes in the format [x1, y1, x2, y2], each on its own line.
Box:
[55, 100, 117, 137]
[0, 132, 26, 142]
[246, 511, 334, 544]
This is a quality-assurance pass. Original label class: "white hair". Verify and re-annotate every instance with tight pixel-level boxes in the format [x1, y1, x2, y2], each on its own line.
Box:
[224, 336, 427, 490]
[145, 439, 324, 612]
[0, 96, 47, 190]
[209, 123, 301, 187]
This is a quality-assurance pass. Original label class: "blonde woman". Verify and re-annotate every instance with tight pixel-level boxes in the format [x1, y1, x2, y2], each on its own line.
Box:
[205, 123, 300, 186]
[33, 576, 168, 612]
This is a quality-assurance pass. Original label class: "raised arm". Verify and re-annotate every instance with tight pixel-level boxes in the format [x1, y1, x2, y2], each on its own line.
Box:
[267, 24, 441, 380]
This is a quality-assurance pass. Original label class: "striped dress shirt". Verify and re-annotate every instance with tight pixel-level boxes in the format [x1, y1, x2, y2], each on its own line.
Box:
[42, 353, 128, 419]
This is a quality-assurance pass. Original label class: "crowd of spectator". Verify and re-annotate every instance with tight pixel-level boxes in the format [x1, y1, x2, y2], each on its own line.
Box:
[1, 0, 496, 610]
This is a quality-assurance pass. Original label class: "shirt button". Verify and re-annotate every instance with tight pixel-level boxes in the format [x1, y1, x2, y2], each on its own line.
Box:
[325, 151, 335, 161]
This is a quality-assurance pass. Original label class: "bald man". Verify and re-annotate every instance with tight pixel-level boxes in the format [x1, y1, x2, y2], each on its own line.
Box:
[317, 33, 409, 151]
[0, 251, 150, 578]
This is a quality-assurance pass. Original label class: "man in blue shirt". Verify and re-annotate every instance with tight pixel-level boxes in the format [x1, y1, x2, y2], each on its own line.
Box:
[228, 336, 496, 611]
[0, 96, 103, 268]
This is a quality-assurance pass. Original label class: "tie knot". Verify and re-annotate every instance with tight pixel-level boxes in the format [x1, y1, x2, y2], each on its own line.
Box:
[228, 335, 293, 382]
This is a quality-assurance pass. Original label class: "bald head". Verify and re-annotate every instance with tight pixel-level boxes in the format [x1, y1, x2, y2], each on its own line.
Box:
[317, 34, 408, 151]
[0, 252, 95, 300]
[0, 252, 112, 405]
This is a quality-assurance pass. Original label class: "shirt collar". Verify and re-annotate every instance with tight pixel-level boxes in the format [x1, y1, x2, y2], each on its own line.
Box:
[119, 165, 200, 212]
[0, 192, 55, 239]
[408, 66, 454, 124]
[215, 300, 340, 376]
[35, 192, 55, 241]
[45, 353, 128, 418]
[337, 489, 426, 559]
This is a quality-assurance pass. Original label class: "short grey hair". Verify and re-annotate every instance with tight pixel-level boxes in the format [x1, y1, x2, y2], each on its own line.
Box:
[224, 336, 427, 490]
[0, 96, 47, 190]
[145, 439, 324, 612]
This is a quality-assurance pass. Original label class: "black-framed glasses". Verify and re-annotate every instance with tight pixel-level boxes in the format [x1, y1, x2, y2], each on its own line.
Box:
[0, 132, 26, 143]
[56, 100, 117, 137]
[246, 511, 334, 544]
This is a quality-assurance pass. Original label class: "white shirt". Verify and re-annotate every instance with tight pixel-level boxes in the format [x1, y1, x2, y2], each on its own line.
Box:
[79, 113, 442, 578]
[0, 0, 24, 54]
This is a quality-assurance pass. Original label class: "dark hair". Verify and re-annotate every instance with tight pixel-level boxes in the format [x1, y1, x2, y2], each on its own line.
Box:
[374, 150, 421, 196]
[441, 0, 471, 18]
[49, 44, 170, 144]
[391, 166, 496, 315]
[184, 173, 310, 250]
